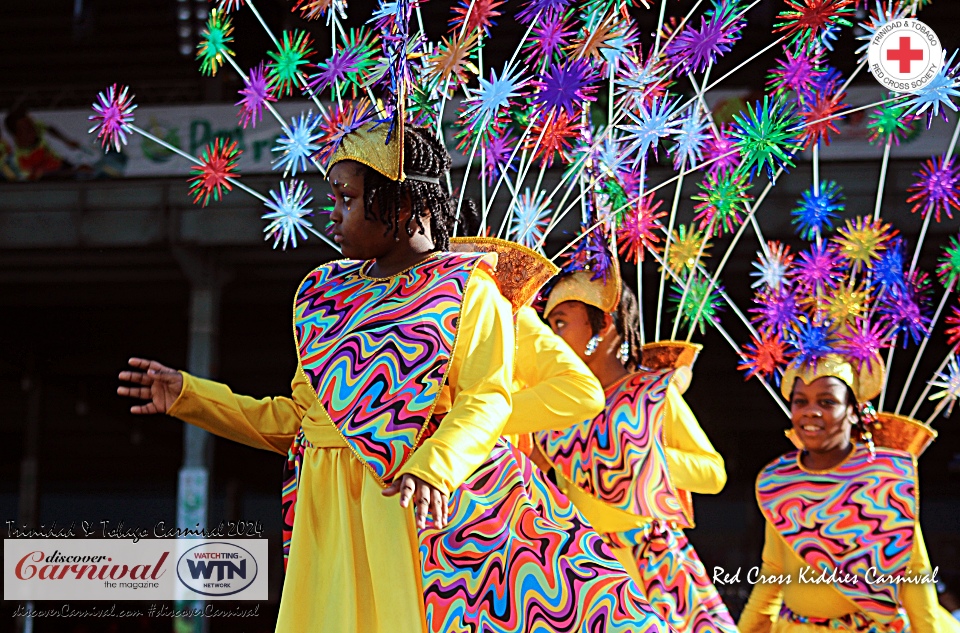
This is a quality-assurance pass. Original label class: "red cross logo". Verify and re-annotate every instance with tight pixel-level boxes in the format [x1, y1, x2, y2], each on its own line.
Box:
[887, 36, 925, 74]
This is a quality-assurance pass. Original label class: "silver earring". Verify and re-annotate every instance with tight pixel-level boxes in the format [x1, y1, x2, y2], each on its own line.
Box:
[618, 341, 630, 364]
[585, 335, 601, 356]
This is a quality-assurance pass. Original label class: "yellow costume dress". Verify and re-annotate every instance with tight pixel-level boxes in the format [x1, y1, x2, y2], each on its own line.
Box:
[738, 354, 960, 633]
[169, 253, 671, 633]
[738, 444, 959, 633]
[538, 371, 738, 633]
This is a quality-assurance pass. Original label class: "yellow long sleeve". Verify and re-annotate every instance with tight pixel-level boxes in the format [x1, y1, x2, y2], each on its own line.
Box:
[398, 268, 515, 494]
[738, 524, 784, 633]
[737, 519, 955, 633]
[662, 383, 727, 494]
[502, 305, 605, 434]
[901, 524, 949, 633]
[167, 370, 313, 455]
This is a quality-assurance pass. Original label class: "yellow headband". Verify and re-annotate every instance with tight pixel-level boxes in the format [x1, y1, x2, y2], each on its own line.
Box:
[449, 237, 559, 313]
[543, 268, 622, 319]
[328, 120, 405, 182]
[780, 353, 884, 403]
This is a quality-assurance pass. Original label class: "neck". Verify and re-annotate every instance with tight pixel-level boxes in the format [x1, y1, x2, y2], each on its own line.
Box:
[367, 235, 436, 277]
[801, 442, 854, 471]
[588, 344, 630, 390]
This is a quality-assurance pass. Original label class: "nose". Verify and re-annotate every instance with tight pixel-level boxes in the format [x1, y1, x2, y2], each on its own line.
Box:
[329, 199, 343, 223]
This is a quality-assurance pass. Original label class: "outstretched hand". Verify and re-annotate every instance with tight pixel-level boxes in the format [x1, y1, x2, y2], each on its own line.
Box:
[117, 358, 184, 414]
[383, 474, 449, 530]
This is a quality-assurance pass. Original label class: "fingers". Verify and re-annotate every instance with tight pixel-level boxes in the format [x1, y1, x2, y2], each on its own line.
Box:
[130, 402, 158, 415]
[381, 480, 401, 497]
[431, 488, 445, 530]
[441, 492, 449, 527]
[416, 481, 432, 530]
[117, 385, 153, 400]
[398, 475, 416, 508]
[118, 370, 153, 386]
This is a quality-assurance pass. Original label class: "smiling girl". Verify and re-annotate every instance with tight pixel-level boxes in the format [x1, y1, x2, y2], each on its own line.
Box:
[738, 353, 959, 633]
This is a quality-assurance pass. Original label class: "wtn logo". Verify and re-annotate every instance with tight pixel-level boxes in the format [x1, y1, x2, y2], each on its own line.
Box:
[176, 542, 258, 597]
[186, 558, 247, 581]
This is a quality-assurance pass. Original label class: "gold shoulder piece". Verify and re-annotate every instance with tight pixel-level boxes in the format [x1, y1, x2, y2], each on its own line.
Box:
[449, 237, 559, 313]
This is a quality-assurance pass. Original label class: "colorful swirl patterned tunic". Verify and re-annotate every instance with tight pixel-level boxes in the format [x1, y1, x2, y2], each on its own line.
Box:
[739, 444, 959, 633]
[168, 252, 671, 633]
[537, 371, 737, 633]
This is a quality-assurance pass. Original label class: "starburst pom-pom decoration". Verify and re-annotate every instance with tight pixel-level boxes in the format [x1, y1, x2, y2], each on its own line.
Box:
[944, 304, 960, 346]
[822, 282, 869, 325]
[670, 274, 725, 335]
[450, 0, 505, 37]
[215, 0, 246, 13]
[692, 170, 751, 235]
[267, 30, 314, 97]
[664, 0, 745, 75]
[425, 31, 480, 93]
[794, 242, 843, 294]
[788, 321, 837, 368]
[855, 1, 908, 64]
[701, 124, 742, 177]
[798, 90, 846, 148]
[833, 216, 895, 271]
[866, 96, 915, 146]
[928, 355, 960, 418]
[458, 66, 527, 137]
[906, 154, 960, 222]
[838, 318, 889, 371]
[526, 111, 580, 169]
[873, 237, 907, 292]
[197, 9, 234, 77]
[313, 99, 376, 165]
[751, 241, 794, 290]
[273, 111, 322, 176]
[524, 10, 575, 65]
[751, 284, 801, 336]
[89, 84, 137, 153]
[564, 223, 614, 281]
[672, 107, 711, 170]
[620, 96, 681, 164]
[767, 43, 823, 97]
[730, 96, 802, 181]
[937, 234, 960, 287]
[617, 193, 665, 263]
[262, 179, 321, 250]
[667, 224, 711, 273]
[773, 0, 855, 47]
[187, 137, 241, 207]
[532, 59, 597, 118]
[509, 189, 552, 249]
[792, 181, 844, 240]
[740, 332, 793, 383]
[292, 0, 347, 21]
[879, 271, 932, 346]
[905, 50, 960, 127]
[236, 62, 276, 129]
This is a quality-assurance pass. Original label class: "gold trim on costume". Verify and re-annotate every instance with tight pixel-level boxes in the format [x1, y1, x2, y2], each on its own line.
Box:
[543, 269, 621, 318]
[780, 353, 884, 403]
[328, 119, 405, 182]
[449, 236, 559, 312]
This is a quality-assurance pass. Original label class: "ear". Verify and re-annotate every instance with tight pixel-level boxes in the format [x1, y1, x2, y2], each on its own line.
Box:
[602, 312, 616, 335]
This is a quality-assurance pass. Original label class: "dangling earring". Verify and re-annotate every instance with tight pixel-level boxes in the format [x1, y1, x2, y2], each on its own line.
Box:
[618, 340, 630, 365]
[858, 402, 878, 462]
[585, 335, 602, 356]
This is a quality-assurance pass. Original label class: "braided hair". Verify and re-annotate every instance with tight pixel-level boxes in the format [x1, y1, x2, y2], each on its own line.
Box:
[362, 124, 457, 251]
[584, 282, 643, 371]
[844, 385, 877, 460]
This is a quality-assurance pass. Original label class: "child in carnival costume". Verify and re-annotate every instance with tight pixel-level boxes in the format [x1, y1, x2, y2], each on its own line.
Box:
[737, 216, 960, 633]
[118, 116, 674, 633]
[534, 239, 738, 633]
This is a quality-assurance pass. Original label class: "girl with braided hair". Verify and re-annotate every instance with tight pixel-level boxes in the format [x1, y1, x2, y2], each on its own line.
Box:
[738, 354, 960, 633]
[118, 121, 672, 633]
[536, 268, 738, 633]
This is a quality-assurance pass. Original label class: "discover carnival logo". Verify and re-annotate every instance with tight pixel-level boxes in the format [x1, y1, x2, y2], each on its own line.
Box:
[176, 542, 258, 597]
[4, 539, 267, 601]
